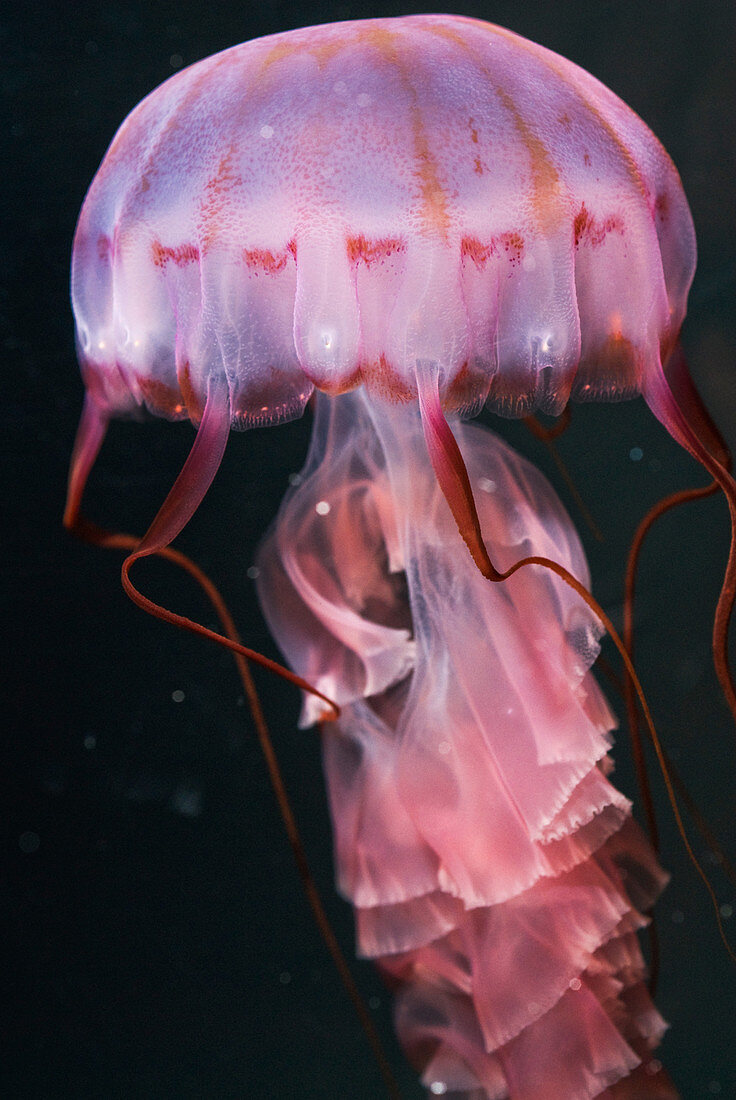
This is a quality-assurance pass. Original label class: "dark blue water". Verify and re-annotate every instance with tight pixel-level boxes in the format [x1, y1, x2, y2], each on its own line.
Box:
[3, 1, 734, 1096]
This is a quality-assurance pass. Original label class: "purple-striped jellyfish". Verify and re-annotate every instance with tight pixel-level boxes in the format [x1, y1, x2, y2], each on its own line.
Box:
[65, 16, 735, 1099]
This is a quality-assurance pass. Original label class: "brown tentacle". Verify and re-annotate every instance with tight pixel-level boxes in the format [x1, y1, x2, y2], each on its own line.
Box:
[417, 366, 735, 962]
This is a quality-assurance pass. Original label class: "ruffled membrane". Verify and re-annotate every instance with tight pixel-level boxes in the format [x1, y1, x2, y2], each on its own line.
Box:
[256, 389, 676, 1099]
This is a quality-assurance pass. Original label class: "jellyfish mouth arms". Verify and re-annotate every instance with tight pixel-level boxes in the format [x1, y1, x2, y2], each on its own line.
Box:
[415, 356, 735, 960]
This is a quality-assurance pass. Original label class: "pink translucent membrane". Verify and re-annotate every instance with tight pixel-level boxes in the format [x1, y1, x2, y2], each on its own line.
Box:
[256, 390, 676, 1099]
[67, 16, 696, 1098]
[71, 14, 694, 427]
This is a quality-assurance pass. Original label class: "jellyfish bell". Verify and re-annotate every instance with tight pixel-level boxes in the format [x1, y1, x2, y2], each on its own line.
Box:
[66, 14, 733, 1100]
[66, 10, 736, 752]
[70, 14, 698, 422]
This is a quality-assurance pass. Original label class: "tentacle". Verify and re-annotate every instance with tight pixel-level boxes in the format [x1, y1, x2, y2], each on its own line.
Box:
[415, 363, 735, 961]
[125, 372, 231, 557]
[645, 352, 736, 726]
[620, 477, 719, 994]
[64, 378, 339, 719]
[63, 392, 110, 533]
[416, 365, 498, 581]
[62, 392, 405, 1093]
[623, 480, 719, 856]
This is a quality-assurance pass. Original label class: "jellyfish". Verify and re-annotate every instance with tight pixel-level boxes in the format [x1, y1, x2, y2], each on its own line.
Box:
[64, 15, 735, 1099]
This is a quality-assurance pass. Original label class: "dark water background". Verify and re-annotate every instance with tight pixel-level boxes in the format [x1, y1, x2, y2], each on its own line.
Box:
[3, 1, 735, 1096]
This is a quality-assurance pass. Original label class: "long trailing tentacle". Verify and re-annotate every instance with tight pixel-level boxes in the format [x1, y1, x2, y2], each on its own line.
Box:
[416, 363, 735, 961]
[623, 479, 719, 856]
[73, 534, 401, 1098]
[621, 477, 719, 994]
[64, 388, 403, 1099]
[63, 380, 339, 720]
[644, 350, 736, 729]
